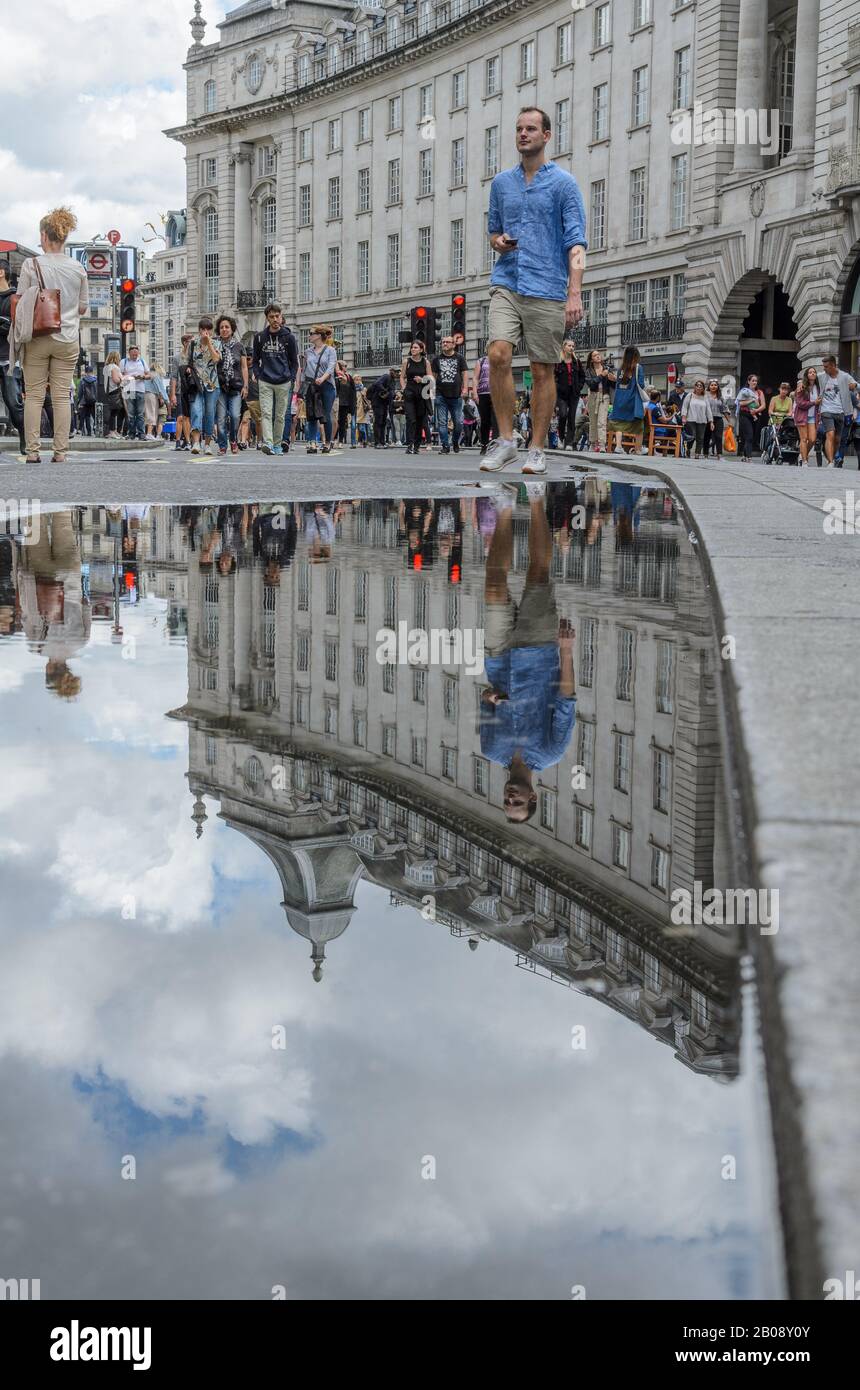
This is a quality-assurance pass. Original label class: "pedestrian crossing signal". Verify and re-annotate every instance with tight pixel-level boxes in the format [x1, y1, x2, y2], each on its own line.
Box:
[451, 293, 466, 355]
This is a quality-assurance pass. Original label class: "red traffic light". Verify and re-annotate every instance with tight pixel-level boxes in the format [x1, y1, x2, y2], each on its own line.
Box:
[121, 278, 135, 293]
[415, 306, 427, 318]
[452, 295, 465, 308]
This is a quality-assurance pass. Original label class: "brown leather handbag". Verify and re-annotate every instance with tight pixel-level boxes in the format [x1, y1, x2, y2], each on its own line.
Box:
[10, 257, 62, 336]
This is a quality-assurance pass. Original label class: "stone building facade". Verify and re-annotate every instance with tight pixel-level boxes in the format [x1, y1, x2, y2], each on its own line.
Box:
[168, 0, 860, 389]
[136, 212, 189, 373]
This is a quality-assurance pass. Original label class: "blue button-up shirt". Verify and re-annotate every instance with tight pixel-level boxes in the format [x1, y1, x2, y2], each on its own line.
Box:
[488, 162, 587, 303]
[481, 644, 576, 771]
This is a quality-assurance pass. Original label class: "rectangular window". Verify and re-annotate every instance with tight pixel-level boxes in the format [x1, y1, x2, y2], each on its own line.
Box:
[299, 128, 312, 161]
[203, 252, 219, 313]
[592, 83, 609, 141]
[326, 566, 338, 616]
[354, 570, 368, 621]
[442, 747, 457, 781]
[357, 166, 371, 213]
[644, 951, 662, 992]
[451, 137, 465, 186]
[419, 146, 433, 197]
[520, 39, 535, 82]
[673, 272, 687, 316]
[653, 749, 671, 813]
[650, 276, 671, 318]
[387, 158, 401, 205]
[384, 574, 396, 628]
[656, 640, 675, 713]
[484, 126, 499, 178]
[590, 180, 606, 250]
[388, 95, 402, 131]
[412, 667, 427, 704]
[358, 107, 371, 142]
[204, 156, 217, 184]
[353, 645, 367, 687]
[382, 662, 395, 694]
[614, 732, 632, 793]
[327, 245, 341, 298]
[382, 725, 396, 756]
[296, 632, 310, 671]
[418, 226, 432, 284]
[670, 152, 689, 231]
[420, 83, 434, 120]
[324, 638, 338, 683]
[357, 240, 370, 294]
[594, 3, 611, 48]
[557, 20, 572, 65]
[452, 70, 466, 108]
[473, 757, 489, 796]
[577, 719, 595, 777]
[540, 791, 556, 831]
[328, 117, 342, 152]
[629, 167, 647, 241]
[324, 701, 337, 736]
[485, 55, 500, 97]
[297, 560, 309, 611]
[612, 823, 630, 871]
[353, 714, 367, 748]
[617, 629, 635, 700]
[450, 218, 464, 278]
[673, 47, 691, 110]
[574, 805, 593, 851]
[299, 184, 312, 226]
[555, 100, 572, 154]
[411, 736, 426, 768]
[651, 848, 669, 893]
[298, 251, 312, 303]
[443, 675, 458, 721]
[327, 175, 341, 220]
[627, 279, 647, 319]
[580, 617, 597, 688]
[634, 0, 652, 28]
[387, 233, 400, 289]
[632, 66, 650, 127]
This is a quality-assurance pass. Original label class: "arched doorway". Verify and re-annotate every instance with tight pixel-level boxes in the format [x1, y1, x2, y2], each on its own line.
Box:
[739, 282, 800, 390]
[839, 256, 860, 377]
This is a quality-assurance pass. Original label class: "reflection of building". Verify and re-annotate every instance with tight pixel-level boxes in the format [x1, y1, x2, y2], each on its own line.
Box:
[166, 496, 740, 1075]
[169, 0, 860, 386]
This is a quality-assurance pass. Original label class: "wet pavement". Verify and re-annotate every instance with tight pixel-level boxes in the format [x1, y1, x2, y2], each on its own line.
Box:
[0, 486, 784, 1299]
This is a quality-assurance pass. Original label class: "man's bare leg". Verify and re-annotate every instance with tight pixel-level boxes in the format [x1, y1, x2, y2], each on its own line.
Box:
[529, 363, 556, 450]
[489, 340, 516, 439]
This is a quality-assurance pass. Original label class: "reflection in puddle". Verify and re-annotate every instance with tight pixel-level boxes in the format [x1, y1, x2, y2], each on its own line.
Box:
[0, 486, 782, 1300]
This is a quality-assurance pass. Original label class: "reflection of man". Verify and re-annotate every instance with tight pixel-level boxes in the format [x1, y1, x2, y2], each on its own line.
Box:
[17, 510, 90, 698]
[480, 483, 576, 821]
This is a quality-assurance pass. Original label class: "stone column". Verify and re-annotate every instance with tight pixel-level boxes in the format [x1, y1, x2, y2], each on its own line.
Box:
[733, 0, 769, 173]
[231, 145, 254, 301]
[790, 0, 820, 158]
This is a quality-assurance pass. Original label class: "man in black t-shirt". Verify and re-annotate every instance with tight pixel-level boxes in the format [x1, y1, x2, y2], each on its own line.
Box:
[431, 336, 469, 452]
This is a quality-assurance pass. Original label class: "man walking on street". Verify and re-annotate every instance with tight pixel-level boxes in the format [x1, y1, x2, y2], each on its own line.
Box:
[818, 355, 858, 467]
[481, 107, 587, 477]
[368, 368, 397, 448]
[431, 335, 469, 453]
[0, 259, 25, 458]
[119, 344, 149, 441]
[251, 303, 298, 456]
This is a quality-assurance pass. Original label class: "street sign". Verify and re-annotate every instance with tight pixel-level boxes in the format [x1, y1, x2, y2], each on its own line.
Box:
[667, 362, 677, 386]
[107, 230, 122, 246]
[87, 250, 110, 275]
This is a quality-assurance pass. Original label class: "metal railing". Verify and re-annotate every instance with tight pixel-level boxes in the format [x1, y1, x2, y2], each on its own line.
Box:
[620, 313, 686, 344]
[570, 323, 608, 350]
[354, 345, 399, 368]
[827, 146, 860, 194]
[296, 0, 493, 90]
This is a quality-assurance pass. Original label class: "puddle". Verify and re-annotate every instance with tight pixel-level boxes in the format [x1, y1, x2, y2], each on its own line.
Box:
[0, 485, 783, 1300]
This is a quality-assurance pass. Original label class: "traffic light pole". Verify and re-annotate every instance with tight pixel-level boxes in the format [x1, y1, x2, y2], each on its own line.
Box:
[110, 245, 117, 333]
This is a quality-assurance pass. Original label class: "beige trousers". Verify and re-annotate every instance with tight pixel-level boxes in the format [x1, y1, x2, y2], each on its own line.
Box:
[22, 334, 79, 457]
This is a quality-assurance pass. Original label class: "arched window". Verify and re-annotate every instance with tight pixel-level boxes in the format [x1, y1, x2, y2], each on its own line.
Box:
[203, 79, 216, 114]
[247, 53, 263, 92]
[262, 197, 277, 300]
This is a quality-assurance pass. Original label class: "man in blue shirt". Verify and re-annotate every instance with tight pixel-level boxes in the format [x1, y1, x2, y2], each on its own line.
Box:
[480, 483, 576, 821]
[481, 107, 587, 480]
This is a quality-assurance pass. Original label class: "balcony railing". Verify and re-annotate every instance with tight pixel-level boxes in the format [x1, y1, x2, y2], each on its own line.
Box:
[621, 313, 686, 345]
[236, 288, 268, 309]
[354, 345, 399, 368]
[570, 323, 608, 350]
[827, 146, 860, 195]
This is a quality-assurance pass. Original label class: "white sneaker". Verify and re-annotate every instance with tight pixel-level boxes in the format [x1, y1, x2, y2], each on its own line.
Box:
[190, 443, 201, 455]
[480, 439, 519, 472]
[522, 448, 546, 475]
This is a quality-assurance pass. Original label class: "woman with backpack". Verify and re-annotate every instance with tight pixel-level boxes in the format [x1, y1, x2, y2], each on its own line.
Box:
[302, 325, 338, 455]
[75, 364, 98, 436]
[608, 345, 646, 453]
[102, 352, 125, 438]
[185, 316, 222, 455]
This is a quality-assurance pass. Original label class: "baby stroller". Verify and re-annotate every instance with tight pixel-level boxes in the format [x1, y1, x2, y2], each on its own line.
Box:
[760, 417, 800, 466]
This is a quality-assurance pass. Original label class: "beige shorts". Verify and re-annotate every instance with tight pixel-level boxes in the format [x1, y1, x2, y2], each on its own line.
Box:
[488, 286, 566, 365]
[484, 581, 559, 658]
